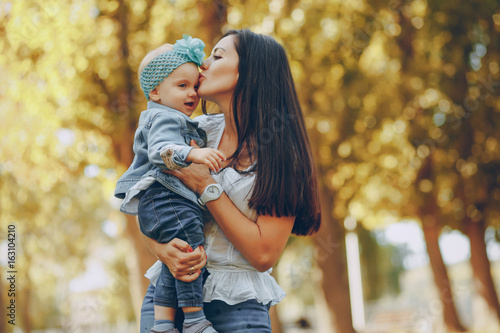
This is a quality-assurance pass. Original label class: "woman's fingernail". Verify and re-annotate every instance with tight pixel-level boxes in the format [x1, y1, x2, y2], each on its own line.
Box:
[199, 270, 202, 274]
[189, 247, 194, 252]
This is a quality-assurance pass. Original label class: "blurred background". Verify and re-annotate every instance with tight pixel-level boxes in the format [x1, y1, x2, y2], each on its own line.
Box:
[1, 0, 500, 332]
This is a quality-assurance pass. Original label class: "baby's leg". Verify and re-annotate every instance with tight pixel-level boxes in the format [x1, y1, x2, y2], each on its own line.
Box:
[182, 308, 217, 333]
[142, 187, 216, 332]
[151, 264, 180, 333]
[151, 305, 177, 333]
[137, 186, 180, 332]
[177, 265, 217, 333]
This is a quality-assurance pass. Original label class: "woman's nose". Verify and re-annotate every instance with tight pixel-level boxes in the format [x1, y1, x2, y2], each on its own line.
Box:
[200, 59, 210, 70]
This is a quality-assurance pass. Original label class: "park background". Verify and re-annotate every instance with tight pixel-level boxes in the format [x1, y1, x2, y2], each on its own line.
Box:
[1, 0, 500, 332]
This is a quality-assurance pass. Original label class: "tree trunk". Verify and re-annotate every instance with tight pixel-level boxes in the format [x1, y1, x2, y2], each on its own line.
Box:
[196, 0, 227, 46]
[421, 217, 466, 332]
[0, 275, 5, 333]
[20, 267, 32, 333]
[467, 217, 500, 322]
[109, 0, 157, 320]
[270, 305, 283, 333]
[125, 215, 157, 317]
[269, 267, 283, 333]
[457, 174, 500, 324]
[415, 156, 467, 331]
[313, 187, 356, 333]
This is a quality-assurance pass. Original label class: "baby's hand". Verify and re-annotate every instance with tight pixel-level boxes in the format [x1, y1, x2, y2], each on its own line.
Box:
[186, 148, 226, 172]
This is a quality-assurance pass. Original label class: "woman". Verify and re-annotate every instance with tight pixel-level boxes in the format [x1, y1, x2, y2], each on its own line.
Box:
[140, 29, 321, 332]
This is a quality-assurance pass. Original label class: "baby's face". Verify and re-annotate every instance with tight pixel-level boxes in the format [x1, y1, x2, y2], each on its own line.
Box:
[152, 62, 200, 116]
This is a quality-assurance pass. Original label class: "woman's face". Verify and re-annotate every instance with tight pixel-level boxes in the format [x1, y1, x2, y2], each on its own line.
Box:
[198, 35, 239, 105]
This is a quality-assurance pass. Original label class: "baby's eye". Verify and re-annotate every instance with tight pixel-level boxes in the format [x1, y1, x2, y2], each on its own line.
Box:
[213, 55, 222, 60]
[179, 83, 186, 87]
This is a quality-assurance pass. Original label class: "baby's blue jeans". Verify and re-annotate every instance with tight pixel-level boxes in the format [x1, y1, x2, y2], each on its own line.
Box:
[138, 181, 205, 308]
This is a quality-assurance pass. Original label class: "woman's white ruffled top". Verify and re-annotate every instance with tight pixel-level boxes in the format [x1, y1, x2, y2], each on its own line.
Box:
[145, 113, 286, 306]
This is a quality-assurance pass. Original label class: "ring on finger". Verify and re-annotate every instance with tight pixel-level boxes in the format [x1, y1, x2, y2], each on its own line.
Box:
[188, 266, 195, 275]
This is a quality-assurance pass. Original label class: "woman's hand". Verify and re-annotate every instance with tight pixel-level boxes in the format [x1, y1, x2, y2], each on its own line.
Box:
[151, 238, 206, 282]
[165, 140, 217, 195]
[139, 216, 206, 282]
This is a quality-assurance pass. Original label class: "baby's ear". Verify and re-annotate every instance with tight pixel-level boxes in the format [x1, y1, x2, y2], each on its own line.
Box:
[149, 88, 160, 102]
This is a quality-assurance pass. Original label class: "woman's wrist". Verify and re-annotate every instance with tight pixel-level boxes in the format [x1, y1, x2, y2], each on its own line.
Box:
[197, 178, 217, 195]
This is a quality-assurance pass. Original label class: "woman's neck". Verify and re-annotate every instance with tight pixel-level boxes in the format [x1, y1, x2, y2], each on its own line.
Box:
[219, 104, 238, 143]
[219, 108, 256, 171]
[215, 106, 241, 166]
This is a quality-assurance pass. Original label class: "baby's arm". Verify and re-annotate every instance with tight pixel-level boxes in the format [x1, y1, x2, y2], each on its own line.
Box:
[148, 113, 225, 172]
[148, 113, 194, 170]
[186, 148, 226, 172]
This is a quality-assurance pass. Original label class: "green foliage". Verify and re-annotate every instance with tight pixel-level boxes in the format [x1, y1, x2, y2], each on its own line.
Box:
[2, 0, 500, 329]
[1, 0, 123, 328]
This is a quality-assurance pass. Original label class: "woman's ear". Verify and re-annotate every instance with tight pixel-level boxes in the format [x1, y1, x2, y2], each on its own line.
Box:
[149, 88, 160, 102]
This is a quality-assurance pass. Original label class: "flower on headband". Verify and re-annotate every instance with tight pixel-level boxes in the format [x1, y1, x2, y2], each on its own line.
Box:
[173, 34, 206, 66]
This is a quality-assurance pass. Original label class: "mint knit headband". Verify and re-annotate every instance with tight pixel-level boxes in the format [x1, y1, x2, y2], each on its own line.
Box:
[140, 34, 206, 100]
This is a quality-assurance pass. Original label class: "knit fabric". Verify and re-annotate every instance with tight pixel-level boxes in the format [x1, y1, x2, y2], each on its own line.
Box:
[140, 34, 205, 100]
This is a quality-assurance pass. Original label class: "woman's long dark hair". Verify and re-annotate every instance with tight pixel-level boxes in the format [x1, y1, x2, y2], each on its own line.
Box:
[209, 29, 321, 235]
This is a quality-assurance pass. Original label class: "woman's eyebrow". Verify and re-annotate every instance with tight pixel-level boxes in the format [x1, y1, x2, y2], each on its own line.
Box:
[213, 47, 226, 54]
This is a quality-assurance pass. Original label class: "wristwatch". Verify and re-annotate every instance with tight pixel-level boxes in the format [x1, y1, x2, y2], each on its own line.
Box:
[198, 183, 224, 205]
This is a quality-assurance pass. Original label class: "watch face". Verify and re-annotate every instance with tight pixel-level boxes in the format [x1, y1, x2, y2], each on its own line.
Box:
[207, 185, 221, 197]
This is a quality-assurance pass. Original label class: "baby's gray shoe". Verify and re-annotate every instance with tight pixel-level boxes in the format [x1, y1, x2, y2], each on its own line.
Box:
[150, 328, 180, 333]
[182, 319, 217, 333]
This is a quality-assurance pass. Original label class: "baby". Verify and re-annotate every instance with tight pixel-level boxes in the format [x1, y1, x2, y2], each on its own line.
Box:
[114, 35, 223, 333]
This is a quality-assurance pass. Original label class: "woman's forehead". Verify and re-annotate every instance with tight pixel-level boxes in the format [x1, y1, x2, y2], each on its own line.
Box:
[213, 35, 236, 52]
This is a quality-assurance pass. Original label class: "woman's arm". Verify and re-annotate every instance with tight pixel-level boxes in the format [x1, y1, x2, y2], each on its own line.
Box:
[167, 164, 294, 272]
[207, 194, 294, 272]
[137, 219, 206, 282]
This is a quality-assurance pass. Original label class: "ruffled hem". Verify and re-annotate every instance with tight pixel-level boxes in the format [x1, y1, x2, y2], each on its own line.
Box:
[144, 262, 287, 307]
[203, 268, 286, 306]
[145, 260, 162, 287]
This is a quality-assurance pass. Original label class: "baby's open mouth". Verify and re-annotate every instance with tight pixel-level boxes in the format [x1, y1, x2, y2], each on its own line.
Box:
[185, 102, 194, 107]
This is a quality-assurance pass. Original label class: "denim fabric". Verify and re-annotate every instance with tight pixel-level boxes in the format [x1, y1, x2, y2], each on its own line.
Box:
[155, 263, 205, 308]
[138, 182, 205, 308]
[204, 299, 271, 332]
[140, 283, 272, 333]
[114, 101, 207, 209]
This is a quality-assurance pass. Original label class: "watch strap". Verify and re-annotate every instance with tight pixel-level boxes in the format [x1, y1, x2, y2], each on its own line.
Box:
[197, 183, 223, 206]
